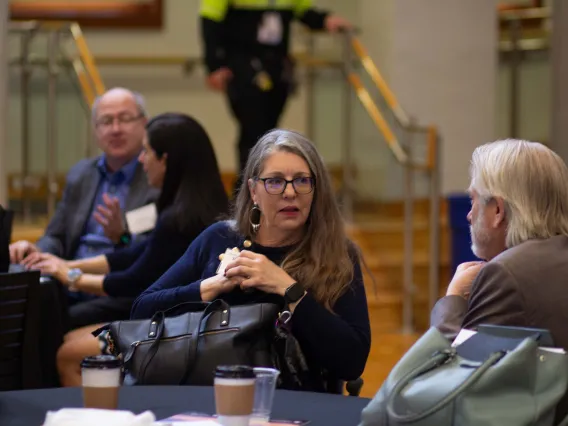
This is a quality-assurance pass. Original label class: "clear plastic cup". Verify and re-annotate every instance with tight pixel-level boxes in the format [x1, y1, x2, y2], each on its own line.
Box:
[250, 367, 280, 425]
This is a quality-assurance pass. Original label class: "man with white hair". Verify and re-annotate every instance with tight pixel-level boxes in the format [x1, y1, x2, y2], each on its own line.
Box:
[431, 137, 568, 351]
[432, 139, 568, 343]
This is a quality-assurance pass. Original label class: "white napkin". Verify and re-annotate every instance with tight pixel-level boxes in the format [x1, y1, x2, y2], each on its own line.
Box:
[156, 422, 219, 426]
[43, 408, 156, 426]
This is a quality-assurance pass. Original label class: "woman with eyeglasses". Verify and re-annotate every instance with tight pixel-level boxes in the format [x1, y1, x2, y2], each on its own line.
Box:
[57, 128, 370, 390]
[130, 128, 371, 391]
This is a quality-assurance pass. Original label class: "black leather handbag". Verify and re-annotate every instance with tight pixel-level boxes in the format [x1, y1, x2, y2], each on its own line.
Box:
[108, 299, 281, 386]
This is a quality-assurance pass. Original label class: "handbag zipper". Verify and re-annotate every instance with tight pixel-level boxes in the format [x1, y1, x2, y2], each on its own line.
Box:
[129, 327, 241, 349]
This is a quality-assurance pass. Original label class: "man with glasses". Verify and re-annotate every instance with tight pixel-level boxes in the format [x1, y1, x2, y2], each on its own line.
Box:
[10, 88, 159, 308]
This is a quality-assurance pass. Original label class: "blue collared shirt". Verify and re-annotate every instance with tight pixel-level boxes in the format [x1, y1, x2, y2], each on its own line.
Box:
[73, 155, 140, 260]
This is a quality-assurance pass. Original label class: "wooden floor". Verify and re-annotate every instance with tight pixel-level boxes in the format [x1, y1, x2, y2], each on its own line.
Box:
[360, 316, 419, 398]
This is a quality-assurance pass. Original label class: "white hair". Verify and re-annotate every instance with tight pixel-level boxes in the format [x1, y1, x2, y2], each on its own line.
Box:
[91, 87, 148, 124]
[469, 139, 568, 248]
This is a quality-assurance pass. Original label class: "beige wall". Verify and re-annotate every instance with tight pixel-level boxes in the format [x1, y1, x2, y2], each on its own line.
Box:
[5, 0, 550, 200]
[7, 0, 356, 175]
[389, 0, 498, 195]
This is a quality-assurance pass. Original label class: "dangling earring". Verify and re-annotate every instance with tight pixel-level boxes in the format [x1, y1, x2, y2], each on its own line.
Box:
[249, 203, 261, 234]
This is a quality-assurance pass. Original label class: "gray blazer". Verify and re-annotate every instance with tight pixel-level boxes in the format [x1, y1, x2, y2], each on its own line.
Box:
[431, 234, 568, 423]
[36, 157, 160, 260]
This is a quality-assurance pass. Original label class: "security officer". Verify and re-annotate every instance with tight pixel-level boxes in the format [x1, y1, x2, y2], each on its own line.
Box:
[199, 0, 351, 187]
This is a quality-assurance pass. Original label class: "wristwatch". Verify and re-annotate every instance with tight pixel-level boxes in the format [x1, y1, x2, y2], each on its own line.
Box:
[284, 282, 306, 305]
[116, 231, 132, 247]
[67, 268, 83, 292]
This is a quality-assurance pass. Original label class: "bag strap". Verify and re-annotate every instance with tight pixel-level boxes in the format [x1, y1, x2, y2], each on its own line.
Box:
[179, 299, 231, 384]
[385, 349, 506, 423]
[137, 310, 168, 380]
[161, 301, 211, 316]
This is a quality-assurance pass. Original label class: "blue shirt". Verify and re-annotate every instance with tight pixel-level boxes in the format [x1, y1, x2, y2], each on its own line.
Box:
[74, 155, 140, 260]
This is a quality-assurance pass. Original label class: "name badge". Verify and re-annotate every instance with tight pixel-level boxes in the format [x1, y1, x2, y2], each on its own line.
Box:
[257, 12, 283, 45]
[125, 203, 157, 235]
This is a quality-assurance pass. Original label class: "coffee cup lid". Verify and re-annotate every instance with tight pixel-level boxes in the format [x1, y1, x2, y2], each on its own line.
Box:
[81, 355, 122, 369]
[215, 365, 255, 379]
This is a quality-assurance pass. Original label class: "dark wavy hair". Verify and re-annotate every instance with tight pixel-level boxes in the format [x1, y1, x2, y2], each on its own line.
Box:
[147, 112, 228, 235]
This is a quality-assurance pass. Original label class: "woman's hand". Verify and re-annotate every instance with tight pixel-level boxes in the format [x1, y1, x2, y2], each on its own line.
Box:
[24, 252, 70, 284]
[224, 250, 296, 296]
[200, 273, 241, 302]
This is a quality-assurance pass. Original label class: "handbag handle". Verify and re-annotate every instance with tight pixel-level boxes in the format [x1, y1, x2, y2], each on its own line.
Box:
[385, 349, 506, 423]
[161, 301, 212, 316]
[179, 299, 231, 384]
[137, 299, 231, 383]
[136, 309, 168, 380]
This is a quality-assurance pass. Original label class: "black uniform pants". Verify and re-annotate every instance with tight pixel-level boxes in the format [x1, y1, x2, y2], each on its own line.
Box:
[226, 55, 292, 190]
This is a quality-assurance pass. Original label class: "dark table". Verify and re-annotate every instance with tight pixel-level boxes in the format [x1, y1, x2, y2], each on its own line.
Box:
[0, 386, 370, 426]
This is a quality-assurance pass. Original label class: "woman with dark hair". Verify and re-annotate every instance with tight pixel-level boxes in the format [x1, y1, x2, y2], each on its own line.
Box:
[28, 113, 229, 330]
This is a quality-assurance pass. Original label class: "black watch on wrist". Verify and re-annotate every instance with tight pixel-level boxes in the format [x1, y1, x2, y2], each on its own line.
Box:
[284, 282, 305, 305]
[115, 231, 132, 248]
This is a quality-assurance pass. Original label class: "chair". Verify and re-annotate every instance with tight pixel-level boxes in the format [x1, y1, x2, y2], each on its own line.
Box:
[346, 378, 364, 396]
[0, 270, 42, 390]
[328, 378, 364, 396]
[0, 205, 14, 273]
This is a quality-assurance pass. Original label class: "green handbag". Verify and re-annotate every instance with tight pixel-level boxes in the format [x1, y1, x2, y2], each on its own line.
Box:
[360, 327, 568, 426]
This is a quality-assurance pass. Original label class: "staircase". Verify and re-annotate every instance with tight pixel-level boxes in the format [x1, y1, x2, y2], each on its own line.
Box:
[347, 200, 451, 333]
[7, 21, 446, 336]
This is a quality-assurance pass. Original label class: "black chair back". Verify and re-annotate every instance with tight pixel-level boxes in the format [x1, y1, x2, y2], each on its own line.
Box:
[0, 205, 13, 273]
[0, 270, 42, 390]
[328, 377, 364, 396]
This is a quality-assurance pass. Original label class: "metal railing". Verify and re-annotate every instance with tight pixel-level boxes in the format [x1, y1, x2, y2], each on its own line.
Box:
[337, 30, 441, 333]
[7, 20, 345, 223]
[8, 20, 105, 221]
[8, 21, 442, 332]
[498, 7, 550, 138]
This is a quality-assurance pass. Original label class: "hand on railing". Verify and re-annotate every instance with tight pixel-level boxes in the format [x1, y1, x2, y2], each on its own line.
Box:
[323, 14, 353, 33]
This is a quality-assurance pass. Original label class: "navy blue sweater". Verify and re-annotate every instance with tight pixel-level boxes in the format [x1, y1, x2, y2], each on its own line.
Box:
[131, 221, 371, 381]
[103, 209, 199, 298]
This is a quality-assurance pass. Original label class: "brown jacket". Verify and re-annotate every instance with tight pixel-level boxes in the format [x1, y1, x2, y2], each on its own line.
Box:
[431, 234, 568, 423]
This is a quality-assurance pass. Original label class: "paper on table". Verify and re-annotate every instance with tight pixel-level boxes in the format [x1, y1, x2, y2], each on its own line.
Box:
[154, 421, 219, 426]
[126, 203, 158, 235]
[452, 329, 477, 347]
[452, 328, 566, 354]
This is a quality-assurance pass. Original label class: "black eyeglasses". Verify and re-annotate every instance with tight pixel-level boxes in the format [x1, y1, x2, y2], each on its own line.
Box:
[256, 176, 315, 195]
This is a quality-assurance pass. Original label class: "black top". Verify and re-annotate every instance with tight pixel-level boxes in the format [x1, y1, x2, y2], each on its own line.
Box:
[103, 209, 198, 298]
[200, 1, 328, 73]
[131, 221, 371, 382]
